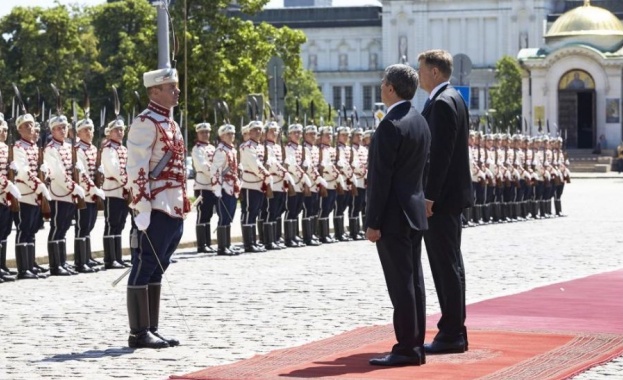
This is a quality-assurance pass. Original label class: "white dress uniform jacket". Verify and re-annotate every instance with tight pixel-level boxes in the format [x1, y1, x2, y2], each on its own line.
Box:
[284, 142, 311, 193]
[75, 140, 99, 203]
[192, 141, 216, 191]
[102, 140, 128, 200]
[239, 139, 270, 192]
[12, 139, 44, 206]
[319, 144, 341, 190]
[210, 141, 240, 197]
[302, 142, 325, 193]
[44, 138, 78, 203]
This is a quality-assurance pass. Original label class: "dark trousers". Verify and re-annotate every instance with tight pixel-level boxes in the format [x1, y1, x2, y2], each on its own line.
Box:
[240, 188, 264, 225]
[216, 193, 237, 226]
[0, 204, 12, 241]
[335, 193, 350, 216]
[104, 197, 130, 236]
[535, 181, 544, 200]
[13, 203, 40, 244]
[376, 217, 425, 355]
[128, 210, 183, 286]
[48, 200, 76, 241]
[319, 189, 337, 218]
[349, 188, 366, 218]
[75, 202, 97, 238]
[516, 181, 526, 202]
[196, 190, 217, 224]
[265, 191, 285, 222]
[285, 192, 303, 220]
[494, 186, 504, 203]
[555, 184, 564, 200]
[423, 212, 467, 344]
[485, 185, 495, 204]
[302, 192, 320, 218]
[474, 182, 486, 205]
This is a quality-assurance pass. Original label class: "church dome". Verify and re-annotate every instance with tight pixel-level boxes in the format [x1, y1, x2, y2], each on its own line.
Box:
[545, 0, 623, 52]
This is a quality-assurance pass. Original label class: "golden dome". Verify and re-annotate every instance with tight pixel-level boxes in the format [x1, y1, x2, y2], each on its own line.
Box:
[546, 1, 623, 38]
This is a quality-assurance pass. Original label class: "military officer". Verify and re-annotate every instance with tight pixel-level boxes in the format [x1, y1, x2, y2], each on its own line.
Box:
[11, 113, 51, 279]
[301, 124, 326, 246]
[210, 123, 241, 255]
[126, 67, 186, 349]
[0, 115, 20, 282]
[283, 122, 310, 248]
[74, 118, 106, 273]
[191, 122, 218, 254]
[44, 115, 86, 276]
[101, 119, 131, 269]
[239, 120, 270, 253]
[349, 127, 367, 239]
[317, 126, 341, 243]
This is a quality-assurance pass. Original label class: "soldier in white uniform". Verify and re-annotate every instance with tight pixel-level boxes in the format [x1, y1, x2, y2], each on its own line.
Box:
[12, 113, 51, 279]
[349, 127, 367, 239]
[210, 123, 241, 255]
[191, 122, 218, 253]
[334, 126, 357, 241]
[101, 119, 131, 269]
[45, 115, 86, 276]
[317, 126, 341, 243]
[301, 124, 326, 246]
[239, 120, 270, 253]
[74, 118, 106, 273]
[126, 68, 186, 349]
[283, 122, 310, 248]
[0, 115, 21, 282]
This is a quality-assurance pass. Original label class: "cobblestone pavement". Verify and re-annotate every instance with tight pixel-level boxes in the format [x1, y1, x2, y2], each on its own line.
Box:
[1, 178, 622, 380]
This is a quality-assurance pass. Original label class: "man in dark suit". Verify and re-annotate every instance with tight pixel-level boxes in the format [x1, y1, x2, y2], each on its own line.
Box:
[366, 64, 431, 367]
[417, 49, 474, 354]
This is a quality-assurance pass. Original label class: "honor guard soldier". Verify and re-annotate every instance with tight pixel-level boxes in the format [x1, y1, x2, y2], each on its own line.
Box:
[101, 119, 131, 269]
[126, 68, 186, 349]
[74, 118, 106, 273]
[0, 115, 20, 282]
[263, 121, 295, 250]
[284, 122, 311, 248]
[210, 123, 241, 255]
[552, 136, 570, 216]
[301, 124, 326, 246]
[12, 113, 51, 279]
[334, 126, 357, 241]
[239, 120, 271, 253]
[45, 115, 86, 276]
[317, 126, 341, 243]
[349, 127, 367, 240]
[191, 122, 218, 253]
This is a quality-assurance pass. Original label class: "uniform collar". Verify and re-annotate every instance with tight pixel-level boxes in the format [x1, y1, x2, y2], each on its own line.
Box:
[147, 101, 171, 117]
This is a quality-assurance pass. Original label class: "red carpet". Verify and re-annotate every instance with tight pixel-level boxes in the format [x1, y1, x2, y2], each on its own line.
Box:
[171, 269, 623, 380]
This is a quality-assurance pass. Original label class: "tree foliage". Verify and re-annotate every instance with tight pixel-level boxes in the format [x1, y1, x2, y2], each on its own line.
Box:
[489, 55, 522, 133]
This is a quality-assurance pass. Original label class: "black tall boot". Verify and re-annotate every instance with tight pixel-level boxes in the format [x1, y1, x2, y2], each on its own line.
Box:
[539, 200, 547, 218]
[216, 226, 233, 255]
[115, 235, 131, 267]
[195, 223, 215, 253]
[470, 206, 479, 225]
[242, 225, 264, 253]
[263, 222, 281, 250]
[127, 285, 169, 349]
[284, 220, 296, 248]
[311, 216, 320, 240]
[148, 283, 180, 347]
[226, 225, 241, 254]
[275, 217, 285, 248]
[74, 238, 96, 273]
[104, 235, 124, 269]
[16, 243, 38, 280]
[1, 240, 17, 275]
[546, 198, 553, 217]
[48, 241, 70, 276]
[555, 199, 565, 217]
[257, 220, 265, 245]
[57, 240, 77, 275]
[302, 218, 321, 246]
[29, 243, 49, 278]
[333, 215, 351, 241]
[293, 219, 305, 245]
[85, 236, 102, 267]
[318, 218, 335, 244]
[349, 217, 363, 240]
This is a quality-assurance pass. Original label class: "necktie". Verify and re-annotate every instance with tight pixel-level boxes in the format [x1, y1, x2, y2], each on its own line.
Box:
[423, 98, 431, 111]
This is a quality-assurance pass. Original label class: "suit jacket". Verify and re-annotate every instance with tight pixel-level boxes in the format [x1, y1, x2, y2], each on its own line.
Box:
[422, 84, 473, 214]
[366, 101, 431, 231]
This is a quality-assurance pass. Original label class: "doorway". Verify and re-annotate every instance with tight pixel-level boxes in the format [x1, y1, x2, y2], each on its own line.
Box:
[557, 70, 596, 149]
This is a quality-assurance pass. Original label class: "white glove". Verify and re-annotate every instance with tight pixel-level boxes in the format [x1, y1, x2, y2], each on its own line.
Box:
[9, 161, 19, 171]
[284, 172, 296, 186]
[134, 212, 151, 231]
[303, 174, 312, 188]
[7, 181, 22, 200]
[73, 185, 86, 199]
[337, 160, 348, 169]
[94, 188, 106, 200]
[302, 159, 311, 168]
[213, 184, 222, 198]
[37, 183, 52, 201]
[98, 165, 104, 174]
[351, 176, 360, 188]
[285, 155, 296, 167]
[39, 163, 49, 175]
[75, 160, 85, 173]
[317, 177, 328, 188]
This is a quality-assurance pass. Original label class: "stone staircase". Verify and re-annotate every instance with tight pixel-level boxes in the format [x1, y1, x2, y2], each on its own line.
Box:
[566, 149, 615, 173]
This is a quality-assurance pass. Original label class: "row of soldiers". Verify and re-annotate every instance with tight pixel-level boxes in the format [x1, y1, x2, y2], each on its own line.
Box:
[465, 131, 571, 226]
[0, 112, 131, 282]
[192, 120, 372, 255]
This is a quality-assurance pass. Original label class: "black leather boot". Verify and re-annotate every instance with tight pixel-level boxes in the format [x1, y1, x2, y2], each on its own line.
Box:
[334, 216, 351, 241]
[302, 218, 321, 246]
[57, 240, 77, 275]
[104, 235, 124, 269]
[85, 237, 103, 267]
[216, 226, 234, 255]
[318, 218, 335, 244]
[251, 226, 265, 251]
[29, 243, 49, 278]
[127, 286, 169, 349]
[148, 283, 179, 347]
[263, 222, 282, 250]
[275, 217, 285, 248]
[1, 240, 17, 275]
[284, 220, 301, 248]
[48, 241, 70, 276]
[115, 235, 131, 267]
[555, 199, 564, 216]
[74, 238, 96, 273]
[242, 225, 264, 253]
[195, 223, 209, 253]
[349, 217, 363, 240]
[293, 219, 305, 245]
[257, 220, 265, 245]
[16, 243, 38, 280]
[226, 225, 241, 254]
[311, 216, 320, 241]
[539, 200, 547, 218]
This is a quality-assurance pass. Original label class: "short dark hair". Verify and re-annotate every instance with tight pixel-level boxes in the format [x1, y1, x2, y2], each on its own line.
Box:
[417, 49, 453, 79]
[383, 64, 419, 100]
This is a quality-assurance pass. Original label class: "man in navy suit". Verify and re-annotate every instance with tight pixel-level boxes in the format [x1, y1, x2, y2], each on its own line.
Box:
[366, 64, 431, 367]
[418, 49, 473, 354]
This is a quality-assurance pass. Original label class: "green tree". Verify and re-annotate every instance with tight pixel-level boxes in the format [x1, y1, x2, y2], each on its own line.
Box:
[489, 55, 522, 133]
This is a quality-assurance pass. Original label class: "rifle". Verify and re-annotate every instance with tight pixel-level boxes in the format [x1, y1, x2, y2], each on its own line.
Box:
[334, 105, 346, 195]
[2, 90, 20, 213]
[267, 101, 295, 197]
[301, 99, 311, 197]
[34, 91, 52, 219]
[71, 99, 87, 210]
[349, 108, 359, 197]
[251, 97, 272, 199]
[317, 105, 330, 198]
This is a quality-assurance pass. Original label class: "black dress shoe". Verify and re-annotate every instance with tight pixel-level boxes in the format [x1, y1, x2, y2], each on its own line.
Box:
[369, 353, 425, 367]
[424, 340, 466, 354]
[151, 329, 180, 347]
[128, 331, 169, 349]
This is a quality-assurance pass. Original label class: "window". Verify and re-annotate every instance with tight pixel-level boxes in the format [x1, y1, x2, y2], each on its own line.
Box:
[344, 86, 353, 110]
[363, 86, 372, 111]
[333, 86, 342, 110]
[470, 87, 480, 110]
